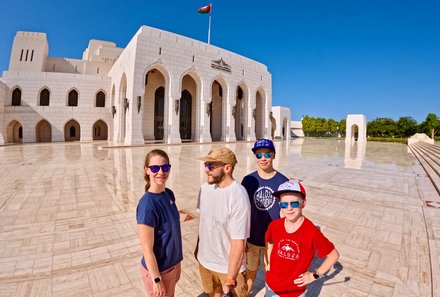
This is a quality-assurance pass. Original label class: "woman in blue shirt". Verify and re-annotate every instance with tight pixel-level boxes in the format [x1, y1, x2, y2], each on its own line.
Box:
[137, 149, 183, 296]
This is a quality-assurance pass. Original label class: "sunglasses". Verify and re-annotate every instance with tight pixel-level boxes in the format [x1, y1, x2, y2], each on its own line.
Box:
[256, 152, 273, 159]
[279, 201, 300, 209]
[204, 162, 224, 171]
[148, 164, 171, 173]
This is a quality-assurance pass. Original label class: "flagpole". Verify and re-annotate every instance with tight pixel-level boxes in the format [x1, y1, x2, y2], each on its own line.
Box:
[208, 3, 212, 44]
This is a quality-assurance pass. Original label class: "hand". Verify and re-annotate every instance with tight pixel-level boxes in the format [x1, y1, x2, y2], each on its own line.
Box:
[266, 263, 270, 271]
[222, 284, 237, 297]
[153, 281, 166, 296]
[293, 271, 315, 287]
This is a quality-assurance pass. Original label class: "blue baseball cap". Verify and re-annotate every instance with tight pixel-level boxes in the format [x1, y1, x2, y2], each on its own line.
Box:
[251, 138, 276, 153]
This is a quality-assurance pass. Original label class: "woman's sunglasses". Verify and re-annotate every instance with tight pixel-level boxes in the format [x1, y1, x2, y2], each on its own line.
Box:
[148, 164, 171, 173]
[279, 201, 300, 209]
[255, 152, 272, 159]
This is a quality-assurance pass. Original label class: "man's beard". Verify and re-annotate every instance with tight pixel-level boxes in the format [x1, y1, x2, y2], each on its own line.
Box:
[208, 170, 226, 185]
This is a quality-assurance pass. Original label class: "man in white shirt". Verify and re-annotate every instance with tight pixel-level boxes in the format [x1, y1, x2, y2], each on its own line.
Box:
[197, 147, 251, 297]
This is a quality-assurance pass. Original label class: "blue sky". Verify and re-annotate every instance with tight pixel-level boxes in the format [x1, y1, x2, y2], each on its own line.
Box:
[1, 0, 439, 122]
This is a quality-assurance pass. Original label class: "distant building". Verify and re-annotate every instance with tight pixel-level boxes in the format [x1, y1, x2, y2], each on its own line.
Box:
[0, 27, 278, 144]
[290, 120, 304, 137]
[271, 106, 291, 139]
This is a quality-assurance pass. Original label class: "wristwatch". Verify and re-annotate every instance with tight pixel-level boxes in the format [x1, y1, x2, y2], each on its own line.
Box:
[153, 277, 161, 283]
[312, 270, 322, 279]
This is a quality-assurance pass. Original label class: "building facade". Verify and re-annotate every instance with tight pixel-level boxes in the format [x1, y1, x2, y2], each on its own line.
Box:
[0, 26, 276, 145]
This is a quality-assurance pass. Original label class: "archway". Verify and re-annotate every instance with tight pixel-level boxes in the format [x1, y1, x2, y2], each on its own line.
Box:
[234, 85, 247, 141]
[180, 73, 198, 141]
[211, 79, 226, 141]
[36, 119, 51, 142]
[92, 120, 108, 140]
[282, 117, 288, 139]
[255, 89, 266, 139]
[7, 120, 22, 143]
[64, 119, 80, 141]
[144, 68, 167, 141]
[346, 114, 367, 142]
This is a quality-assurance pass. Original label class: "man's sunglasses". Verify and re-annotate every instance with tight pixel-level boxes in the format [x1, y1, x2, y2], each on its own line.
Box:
[256, 152, 272, 159]
[204, 162, 224, 171]
[148, 164, 171, 173]
[279, 201, 300, 209]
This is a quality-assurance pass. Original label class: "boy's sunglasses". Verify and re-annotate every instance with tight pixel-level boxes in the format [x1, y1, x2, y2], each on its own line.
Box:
[256, 152, 272, 159]
[204, 162, 224, 171]
[148, 164, 171, 173]
[279, 201, 300, 209]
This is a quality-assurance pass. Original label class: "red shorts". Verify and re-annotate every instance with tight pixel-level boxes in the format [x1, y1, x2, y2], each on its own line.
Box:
[139, 263, 181, 297]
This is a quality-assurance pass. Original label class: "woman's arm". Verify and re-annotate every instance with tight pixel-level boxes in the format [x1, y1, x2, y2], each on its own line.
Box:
[138, 224, 166, 295]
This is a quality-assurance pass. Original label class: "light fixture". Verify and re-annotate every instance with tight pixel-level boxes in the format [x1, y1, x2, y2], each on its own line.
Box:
[174, 99, 179, 115]
[124, 98, 129, 112]
[112, 106, 116, 118]
[253, 108, 256, 120]
[137, 96, 141, 114]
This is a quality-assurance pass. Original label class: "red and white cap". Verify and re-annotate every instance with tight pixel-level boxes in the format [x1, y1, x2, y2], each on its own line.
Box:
[273, 179, 306, 199]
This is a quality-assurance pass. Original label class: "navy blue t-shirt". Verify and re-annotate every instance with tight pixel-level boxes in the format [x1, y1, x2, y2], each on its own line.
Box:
[241, 171, 289, 247]
[136, 188, 183, 272]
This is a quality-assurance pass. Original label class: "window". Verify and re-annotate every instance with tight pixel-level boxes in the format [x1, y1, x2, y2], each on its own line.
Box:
[68, 90, 78, 106]
[12, 88, 21, 106]
[39, 88, 50, 106]
[96, 91, 105, 107]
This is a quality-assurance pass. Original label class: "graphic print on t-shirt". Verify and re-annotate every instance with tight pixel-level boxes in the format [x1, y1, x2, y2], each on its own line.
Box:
[253, 186, 275, 210]
[277, 239, 300, 261]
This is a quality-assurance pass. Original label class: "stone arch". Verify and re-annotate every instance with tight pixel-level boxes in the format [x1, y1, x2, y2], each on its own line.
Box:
[92, 120, 108, 140]
[234, 82, 249, 141]
[36, 119, 51, 142]
[7, 120, 22, 143]
[255, 87, 267, 139]
[346, 114, 367, 142]
[210, 76, 228, 141]
[179, 69, 202, 141]
[282, 117, 288, 139]
[64, 119, 81, 141]
[38, 87, 50, 106]
[143, 65, 171, 141]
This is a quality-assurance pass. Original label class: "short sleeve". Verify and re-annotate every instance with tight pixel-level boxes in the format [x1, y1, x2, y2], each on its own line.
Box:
[136, 195, 158, 228]
[314, 228, 335, 258]
[265, 222, 273, 244]
[229, 186, 250, 239]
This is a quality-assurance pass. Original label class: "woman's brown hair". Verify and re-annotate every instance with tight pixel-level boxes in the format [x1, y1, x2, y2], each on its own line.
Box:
[144, 149, 170, 192]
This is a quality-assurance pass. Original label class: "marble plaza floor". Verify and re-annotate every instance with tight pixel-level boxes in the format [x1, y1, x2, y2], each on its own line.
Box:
[0, 139, 439, 297]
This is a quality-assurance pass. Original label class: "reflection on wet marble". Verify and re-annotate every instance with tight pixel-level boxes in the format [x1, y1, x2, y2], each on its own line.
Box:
[0, 139, 439, 297]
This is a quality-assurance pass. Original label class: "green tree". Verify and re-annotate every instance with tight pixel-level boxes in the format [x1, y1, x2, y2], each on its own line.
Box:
[328, 119, 338, 134]
[338, 119, 346, 137]
[396, 116, 417, 137]
[302, 116, 316, 137]
[424, 113, 440, 139]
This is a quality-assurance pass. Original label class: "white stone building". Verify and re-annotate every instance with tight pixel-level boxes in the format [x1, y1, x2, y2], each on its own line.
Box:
[0, 26, 278, 145]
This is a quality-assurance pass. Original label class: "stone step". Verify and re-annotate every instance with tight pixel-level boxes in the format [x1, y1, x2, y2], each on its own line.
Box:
[409, 142, 440, 195]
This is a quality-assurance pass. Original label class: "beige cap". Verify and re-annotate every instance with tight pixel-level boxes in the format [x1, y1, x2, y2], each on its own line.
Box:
[198, 147, 237, 166]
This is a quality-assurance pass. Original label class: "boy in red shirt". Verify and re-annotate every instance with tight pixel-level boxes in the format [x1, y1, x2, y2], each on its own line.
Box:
[265, 180, 340, 297]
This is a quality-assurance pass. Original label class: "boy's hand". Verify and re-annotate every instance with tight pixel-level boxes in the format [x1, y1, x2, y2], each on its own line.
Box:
[293, 272, 315, 286]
